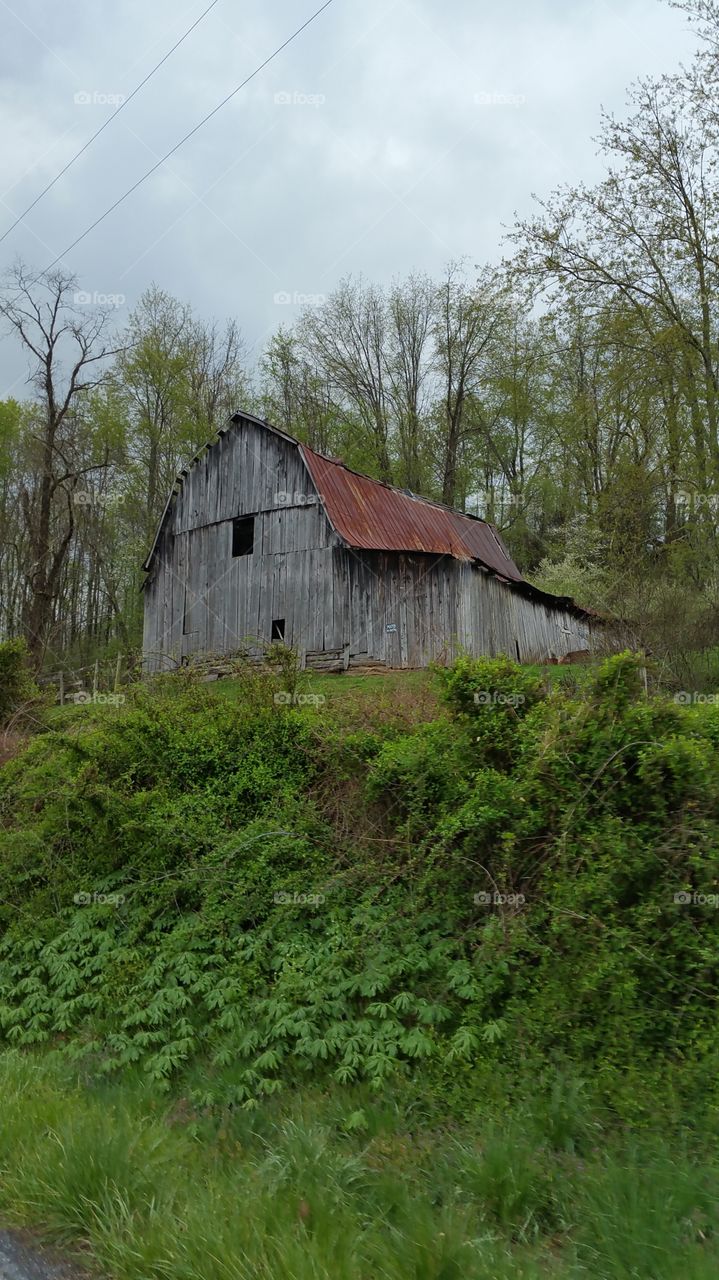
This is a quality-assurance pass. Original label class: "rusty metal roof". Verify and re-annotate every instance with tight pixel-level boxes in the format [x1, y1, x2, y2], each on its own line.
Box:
[301, 445, 523, 578]
[299, 444, 596, 619]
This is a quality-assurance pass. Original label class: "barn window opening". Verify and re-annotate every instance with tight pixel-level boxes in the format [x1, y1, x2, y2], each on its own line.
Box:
[515, 640, 521, 662]
[232, 516, 255, 557]
[271, 618, 285, 641]
[182, 586, 192, 635]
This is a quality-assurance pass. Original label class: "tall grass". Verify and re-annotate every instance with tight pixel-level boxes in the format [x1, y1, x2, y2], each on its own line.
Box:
[1, 1051, 717, 1279]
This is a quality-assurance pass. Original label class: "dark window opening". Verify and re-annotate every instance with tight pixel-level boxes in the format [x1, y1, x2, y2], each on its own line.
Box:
[232, 515, 255, 557]
[182, 587, 193, 635]
[515, 639, 521, 662]
[271, 618, 285, 641]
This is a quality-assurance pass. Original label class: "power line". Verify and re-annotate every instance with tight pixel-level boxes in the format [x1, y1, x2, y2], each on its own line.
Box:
[0, 0, 222, 246]
[35, 0, 336, 281]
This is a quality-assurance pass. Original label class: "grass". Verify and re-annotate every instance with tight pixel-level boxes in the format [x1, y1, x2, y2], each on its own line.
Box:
[45, 667, 441, 735]
[44, 661, 596, 737]
[1, 1051, 718, 1280]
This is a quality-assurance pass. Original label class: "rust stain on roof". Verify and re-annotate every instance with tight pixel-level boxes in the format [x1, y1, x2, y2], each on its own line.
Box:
[300, 444, 525, 581]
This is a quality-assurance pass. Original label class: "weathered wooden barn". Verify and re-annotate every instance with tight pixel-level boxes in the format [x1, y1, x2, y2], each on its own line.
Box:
[142, 411, 599, 672]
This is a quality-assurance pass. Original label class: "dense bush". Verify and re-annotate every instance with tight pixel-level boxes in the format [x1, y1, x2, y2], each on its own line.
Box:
[0, 655, 717, 1108]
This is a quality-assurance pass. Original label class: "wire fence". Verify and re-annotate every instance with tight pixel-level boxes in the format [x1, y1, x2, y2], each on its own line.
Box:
[36, 653, 142, 704]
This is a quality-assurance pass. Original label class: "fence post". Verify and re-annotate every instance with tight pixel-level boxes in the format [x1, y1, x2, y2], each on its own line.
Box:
[114, 653, 122, 692]
[58, 670, 65, 706]
[93, 659, 99, 698]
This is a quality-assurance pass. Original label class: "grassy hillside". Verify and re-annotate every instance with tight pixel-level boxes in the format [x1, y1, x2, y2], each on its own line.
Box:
[1, 653, 718, 1276]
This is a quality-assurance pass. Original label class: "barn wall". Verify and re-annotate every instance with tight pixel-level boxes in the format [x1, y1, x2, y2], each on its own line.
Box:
[142, 419, 344, 672]
[343, 551, 590, 667]
[457, 564, 590, 663]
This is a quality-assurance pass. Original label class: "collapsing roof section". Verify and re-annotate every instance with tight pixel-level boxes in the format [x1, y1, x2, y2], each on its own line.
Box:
[142, 411, 596, 621]
[298, 442, 596, 619]
[300, 444, 524, 576]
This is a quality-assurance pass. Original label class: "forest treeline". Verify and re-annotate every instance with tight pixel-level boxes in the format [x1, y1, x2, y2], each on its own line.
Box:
[2, 0, 719, 670]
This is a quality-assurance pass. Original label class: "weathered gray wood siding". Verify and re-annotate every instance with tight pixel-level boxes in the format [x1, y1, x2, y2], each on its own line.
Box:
[142, 420, 344, 672]
[143, 417, 592, 672]
[343, 551, 590, 668]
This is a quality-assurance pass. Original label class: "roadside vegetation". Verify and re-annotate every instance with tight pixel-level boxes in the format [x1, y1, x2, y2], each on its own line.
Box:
[2, 1049, 718, 1280]
[1, 649, 718, 1276]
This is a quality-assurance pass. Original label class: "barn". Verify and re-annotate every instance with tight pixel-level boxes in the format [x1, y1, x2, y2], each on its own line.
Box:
[142, 411, 598, 673]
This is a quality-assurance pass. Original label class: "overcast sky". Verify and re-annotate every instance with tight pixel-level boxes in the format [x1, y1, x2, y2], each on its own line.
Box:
[0, 0, 700, 396]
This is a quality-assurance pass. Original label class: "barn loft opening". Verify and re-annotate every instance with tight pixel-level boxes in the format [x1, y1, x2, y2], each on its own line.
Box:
[271, 618, 285, 641]
[232, 515, 255, 557]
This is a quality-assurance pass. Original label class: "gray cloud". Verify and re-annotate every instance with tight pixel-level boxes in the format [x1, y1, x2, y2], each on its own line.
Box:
[0, 0, 698, 392]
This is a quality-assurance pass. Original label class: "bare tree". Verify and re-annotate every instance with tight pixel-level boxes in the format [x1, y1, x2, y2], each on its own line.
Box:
[187, 315, 248, 435]
[434, 264, 506, 506]
[386, 273, 434, 490]
[0, 264, 117, 662]
[260, 328, 341, 452]
[301, 278, 393, 480]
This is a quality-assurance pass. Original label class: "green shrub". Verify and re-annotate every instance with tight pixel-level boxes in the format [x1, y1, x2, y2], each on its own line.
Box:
[0, 637, 41, 725]
[435, 654, 545, 766]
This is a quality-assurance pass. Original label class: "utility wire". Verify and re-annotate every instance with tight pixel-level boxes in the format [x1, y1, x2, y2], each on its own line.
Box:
[35, 0, 336, 281]
[0, 0, 222, 246]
